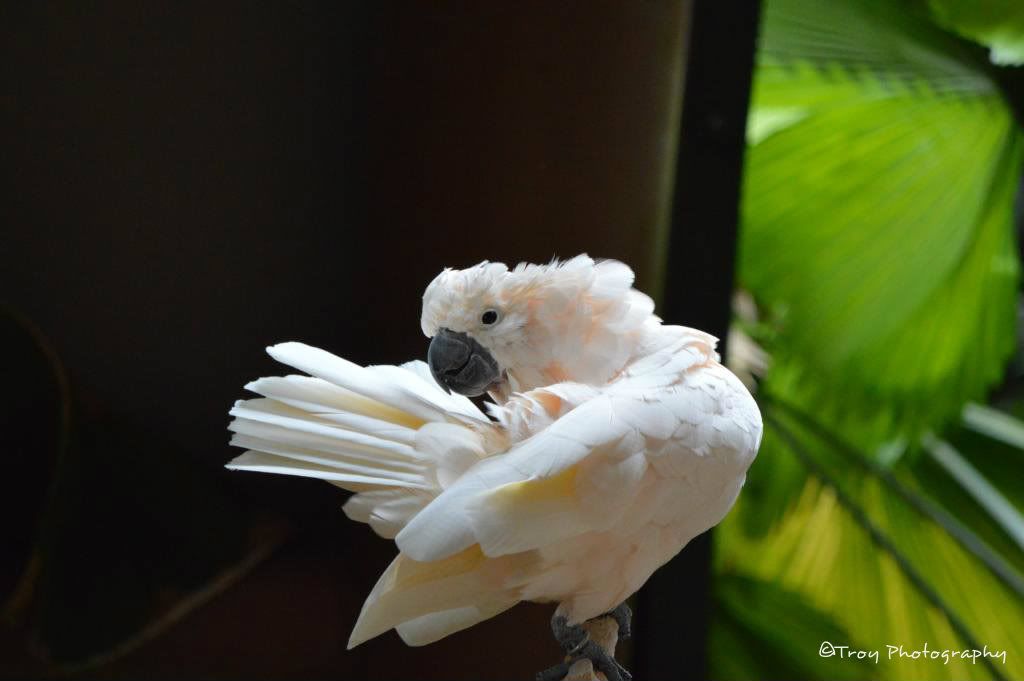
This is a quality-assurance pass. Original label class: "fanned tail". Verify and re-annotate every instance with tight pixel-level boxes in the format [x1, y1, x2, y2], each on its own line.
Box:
[226, 342, 523, 647]
[227, 342, 491, 536]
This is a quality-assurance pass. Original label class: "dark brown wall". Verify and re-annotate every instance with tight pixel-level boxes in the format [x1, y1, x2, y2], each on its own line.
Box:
[1, 2, 691, 679]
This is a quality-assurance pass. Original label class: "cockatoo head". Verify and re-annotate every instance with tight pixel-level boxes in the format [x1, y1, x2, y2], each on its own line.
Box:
[421, 254, 657, 397]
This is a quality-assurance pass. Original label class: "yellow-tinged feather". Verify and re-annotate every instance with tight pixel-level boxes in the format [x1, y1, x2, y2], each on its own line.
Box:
[348, 545, 500, 648]
[392, 545, 486, 590]
[490, 465, 579, 507]
[343, 392, 427, 429]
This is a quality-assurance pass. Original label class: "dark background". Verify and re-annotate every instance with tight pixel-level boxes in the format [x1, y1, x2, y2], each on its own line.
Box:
[0, 2, 757, 679]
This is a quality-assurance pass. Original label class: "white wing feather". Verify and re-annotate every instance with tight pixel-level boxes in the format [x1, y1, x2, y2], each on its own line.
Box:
[226, 343, 492, 536]
[395, 395, 650, 561]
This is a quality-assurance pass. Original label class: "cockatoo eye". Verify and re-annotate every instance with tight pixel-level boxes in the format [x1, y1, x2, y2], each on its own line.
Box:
[481, 309, 499, 326]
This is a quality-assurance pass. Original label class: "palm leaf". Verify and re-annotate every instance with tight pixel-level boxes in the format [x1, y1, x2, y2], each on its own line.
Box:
[923, 434, 1024, 550]
[715, 1, 1024, 678]
[739, 0, 1022, 451]
[764, 394, 1024, 597]
[709, 574, 874, 681]
[716, 414, 1024, 680]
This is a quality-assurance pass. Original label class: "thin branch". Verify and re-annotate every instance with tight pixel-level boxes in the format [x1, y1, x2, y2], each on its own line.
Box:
[762, 394, 1024, 600]
[766, 413, 1009, 681]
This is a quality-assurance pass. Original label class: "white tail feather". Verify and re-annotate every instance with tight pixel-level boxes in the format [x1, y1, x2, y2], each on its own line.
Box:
[227, 342, 494, 511]
[230, 399, 421, 462]
[395, 600, 517, 646]
[346, 548, 519, 649]
[227, 450, 421, 488]
[265, 342, 487, 425]
[227, 343, 518, 647]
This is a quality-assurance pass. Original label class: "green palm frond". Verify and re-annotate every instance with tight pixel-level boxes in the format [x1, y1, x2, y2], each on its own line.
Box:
[715, 0, 1024, 679]
[765, 394, 1024, 595]
[923, 434, 1024, 550]
[739, 0, 1022, 451]
[709, 574, 874, 681]
[717, 413, 1024, 680]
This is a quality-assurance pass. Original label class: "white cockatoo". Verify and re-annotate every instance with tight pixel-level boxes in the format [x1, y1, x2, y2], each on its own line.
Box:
[226, 255, 761, 681]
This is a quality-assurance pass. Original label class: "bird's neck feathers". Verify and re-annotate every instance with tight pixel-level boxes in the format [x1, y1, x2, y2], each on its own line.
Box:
[494, 257, 663, 394]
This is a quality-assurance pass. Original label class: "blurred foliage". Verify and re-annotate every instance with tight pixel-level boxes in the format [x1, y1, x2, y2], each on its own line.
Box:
[928, 0, 1024, 66]
[714, 0, 1024, 679]
[740, 0, 1021, 453]
[709, 573, 873, 681]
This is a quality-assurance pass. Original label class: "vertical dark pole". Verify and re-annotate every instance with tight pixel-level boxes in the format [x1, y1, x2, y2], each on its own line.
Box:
[634, 2, 762, 680]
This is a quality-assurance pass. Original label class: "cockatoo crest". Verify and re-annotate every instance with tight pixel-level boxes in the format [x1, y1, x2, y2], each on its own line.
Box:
[421, 254, 660, 395]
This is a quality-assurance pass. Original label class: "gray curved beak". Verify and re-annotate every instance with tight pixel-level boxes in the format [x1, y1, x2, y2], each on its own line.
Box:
[427, 328, 501, 397]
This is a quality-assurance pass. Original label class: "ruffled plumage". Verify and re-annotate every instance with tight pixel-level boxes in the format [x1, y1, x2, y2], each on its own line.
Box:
[226, 256, 762, 647]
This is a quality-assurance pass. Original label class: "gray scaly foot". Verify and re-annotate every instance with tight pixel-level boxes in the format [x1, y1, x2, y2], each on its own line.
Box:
[536, 605, 633, 681]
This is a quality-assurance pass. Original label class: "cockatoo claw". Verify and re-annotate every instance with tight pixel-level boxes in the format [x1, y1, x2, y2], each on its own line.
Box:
[551, 614, 589, 654]
[538, 609, 632, 681]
